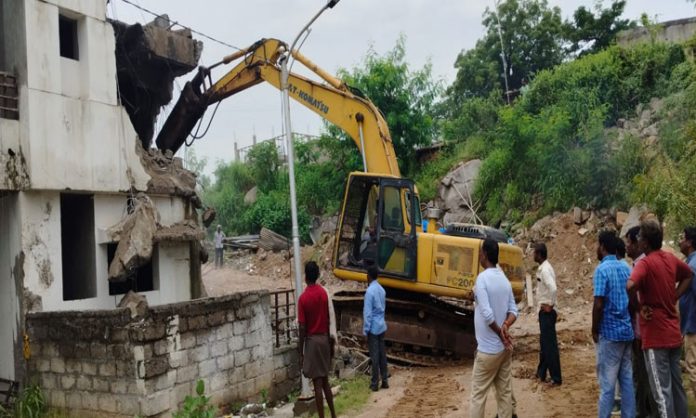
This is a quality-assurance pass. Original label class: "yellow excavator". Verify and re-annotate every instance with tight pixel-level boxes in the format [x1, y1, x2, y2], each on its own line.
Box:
[156, 38, 525, 361]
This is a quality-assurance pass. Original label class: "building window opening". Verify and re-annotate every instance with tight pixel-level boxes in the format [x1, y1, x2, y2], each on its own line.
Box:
[59, 15, 79, 60]
[61, 193, 96, 300]
[107, 243, 157, 295]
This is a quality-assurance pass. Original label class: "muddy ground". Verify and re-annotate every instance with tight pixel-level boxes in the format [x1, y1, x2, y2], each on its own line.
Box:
[202, 211, 626, 417]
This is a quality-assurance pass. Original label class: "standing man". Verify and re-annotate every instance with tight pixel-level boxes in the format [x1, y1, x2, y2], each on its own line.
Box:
[470, 238, 518, 418]
[533, 243, 562, 386]
[627, 220, 693, 418]
[592, 230, 635, 418]
[624, 226, 658, 418]
[214, 225, 225, 268]
[297, 261, 337, 418]
[678, 227, 696, 410]
[363, 265, 388, 392]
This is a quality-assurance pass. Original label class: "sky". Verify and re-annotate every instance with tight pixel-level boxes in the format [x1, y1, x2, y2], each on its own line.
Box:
[107, 0, 695, 177]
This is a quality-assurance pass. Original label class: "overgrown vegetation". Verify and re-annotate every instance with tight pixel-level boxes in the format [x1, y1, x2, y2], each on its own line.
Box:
[172, 380, 216, 418]
[0, 384, 46, 418]
[200, 0, 696, 239]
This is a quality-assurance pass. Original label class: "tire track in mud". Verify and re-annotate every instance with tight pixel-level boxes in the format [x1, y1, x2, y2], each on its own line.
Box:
[385, 367, 464, 418]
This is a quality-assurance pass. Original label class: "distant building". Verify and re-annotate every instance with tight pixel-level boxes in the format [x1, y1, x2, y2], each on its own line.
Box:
[617, 16, 696, 47]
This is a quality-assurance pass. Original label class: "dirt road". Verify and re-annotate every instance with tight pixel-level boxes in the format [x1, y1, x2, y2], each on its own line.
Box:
[347, 310, 599, 418]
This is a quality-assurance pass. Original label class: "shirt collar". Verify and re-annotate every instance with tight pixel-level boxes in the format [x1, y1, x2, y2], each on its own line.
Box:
[687, 251, 696, 264]
[633, 253, 646, 266]
[539, 260, 550, 269]
[368, 280, 379, 288]
[601, 255, 617, 263]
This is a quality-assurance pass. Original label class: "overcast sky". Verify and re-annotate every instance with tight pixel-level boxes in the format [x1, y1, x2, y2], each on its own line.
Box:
[107, 0, 695, 176]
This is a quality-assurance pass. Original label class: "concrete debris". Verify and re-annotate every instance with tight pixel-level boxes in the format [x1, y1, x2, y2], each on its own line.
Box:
[437, 159, 482, 225]
[111, 16, 203, 149]
[155, 219, 205, 242]
[136, 142, 198, 197]
[578, 228, 589, 236]
[117, 291, 148, 319]
[240, 403, 266, 417]
[202, 207, 216, 228]
[107, 193, 159, 281]
[259, 228, 290, 252]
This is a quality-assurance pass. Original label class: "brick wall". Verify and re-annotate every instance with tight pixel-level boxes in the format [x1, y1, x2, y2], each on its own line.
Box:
[26, 291, 299, 417]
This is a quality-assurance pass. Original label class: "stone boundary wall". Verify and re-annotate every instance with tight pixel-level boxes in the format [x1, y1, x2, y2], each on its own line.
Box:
[617, 16, 696, 47]
[26, 291, 299, 417]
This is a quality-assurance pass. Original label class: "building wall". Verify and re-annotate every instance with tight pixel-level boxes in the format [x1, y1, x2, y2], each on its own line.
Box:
[26, 292, 299, 417]
[13, 0, 150, 193]
[0, 192, 22, 381]
[21, 191, 192, 312]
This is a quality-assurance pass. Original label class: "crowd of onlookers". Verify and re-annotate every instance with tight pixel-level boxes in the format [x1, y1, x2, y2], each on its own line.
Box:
[471, 220, 696, 418]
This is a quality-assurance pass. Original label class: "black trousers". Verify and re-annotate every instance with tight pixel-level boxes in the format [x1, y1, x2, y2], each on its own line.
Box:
[367, 332, 388, 388]
[537, 309, 562, 384]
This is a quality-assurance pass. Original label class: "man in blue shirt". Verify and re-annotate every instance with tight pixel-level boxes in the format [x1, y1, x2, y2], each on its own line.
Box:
[470, 238, 518, 418]
[679, 227, 696, 405]
[363, 265, 388, 392]
[592, 230, 635, 418]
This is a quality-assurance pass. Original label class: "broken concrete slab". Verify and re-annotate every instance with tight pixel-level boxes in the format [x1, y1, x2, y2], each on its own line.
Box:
[155, 219, 205, 242]
[106, 193, 159, 281]
[111, 15, 203, 149]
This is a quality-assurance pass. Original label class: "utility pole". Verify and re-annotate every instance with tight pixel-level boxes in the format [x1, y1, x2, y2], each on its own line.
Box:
[280, 0, 341, 403]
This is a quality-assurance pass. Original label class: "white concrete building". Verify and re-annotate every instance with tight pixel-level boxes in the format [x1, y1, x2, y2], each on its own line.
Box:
[0, 0, 202, 382]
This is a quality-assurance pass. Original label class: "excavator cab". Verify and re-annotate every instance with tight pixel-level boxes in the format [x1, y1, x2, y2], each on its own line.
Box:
[334, 173, 418, 281]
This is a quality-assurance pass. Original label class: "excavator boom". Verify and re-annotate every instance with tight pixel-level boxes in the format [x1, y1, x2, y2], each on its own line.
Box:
[156, 38, 400, 176]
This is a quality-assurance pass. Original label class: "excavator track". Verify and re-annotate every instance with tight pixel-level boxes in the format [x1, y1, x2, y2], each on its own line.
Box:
[332, 290, 478, 366]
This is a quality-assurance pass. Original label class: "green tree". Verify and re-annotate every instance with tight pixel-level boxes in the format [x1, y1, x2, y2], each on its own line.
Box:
[184, 148, 210, 190]
[203, 160, 254, 235]
[563, 1, 634, 56]
[246, 140, 281, 192]
[336, 36, 443, 176]
[449, 0, 565, 102]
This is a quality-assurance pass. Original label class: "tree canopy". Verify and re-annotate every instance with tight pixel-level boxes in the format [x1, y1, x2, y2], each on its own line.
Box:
[336, 36, 443, 175]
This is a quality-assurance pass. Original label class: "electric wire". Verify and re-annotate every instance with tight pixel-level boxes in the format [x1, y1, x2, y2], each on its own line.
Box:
[118, 0, 242, 52]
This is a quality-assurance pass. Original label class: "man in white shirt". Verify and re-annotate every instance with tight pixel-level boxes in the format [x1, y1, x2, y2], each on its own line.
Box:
[214, 225, 225, 268]
[470, 238, 518, 418]
[534, 243, 562, 385]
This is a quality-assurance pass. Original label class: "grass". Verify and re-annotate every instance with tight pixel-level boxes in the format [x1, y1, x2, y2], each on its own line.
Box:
[307, 375, 372, 418]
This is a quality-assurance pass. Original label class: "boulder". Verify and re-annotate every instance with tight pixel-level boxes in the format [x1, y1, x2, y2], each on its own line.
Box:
[437, 159, 482, 222]
[616, 211, 628, 228]
[244, 186, 258, 205]
[573, 207, 590, 225]
[619, 204, 650, 238]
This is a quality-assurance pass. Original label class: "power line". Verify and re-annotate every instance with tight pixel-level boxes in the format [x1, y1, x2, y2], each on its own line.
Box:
[117, 0, 242, 51]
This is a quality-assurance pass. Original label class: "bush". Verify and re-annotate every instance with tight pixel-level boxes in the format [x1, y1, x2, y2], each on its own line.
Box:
[243, 190, 312, 242]
[468, 42, 686, 224]
[172, 380, 216, 418]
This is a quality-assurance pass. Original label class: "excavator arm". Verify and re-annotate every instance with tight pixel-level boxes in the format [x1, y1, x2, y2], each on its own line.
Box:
[156, 38, 400, 176]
